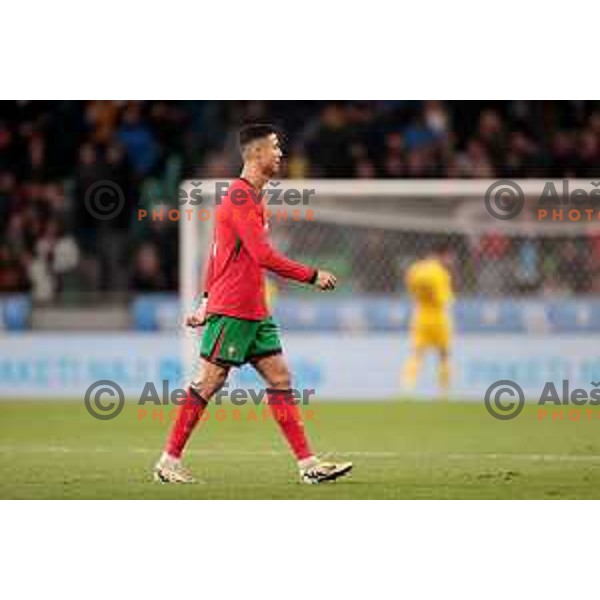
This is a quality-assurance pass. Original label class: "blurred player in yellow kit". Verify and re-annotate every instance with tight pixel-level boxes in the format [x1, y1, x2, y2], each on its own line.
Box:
[402, 243, 453, 395]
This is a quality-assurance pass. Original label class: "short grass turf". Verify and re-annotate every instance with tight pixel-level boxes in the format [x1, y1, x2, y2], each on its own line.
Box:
[2, 400, 600, 499]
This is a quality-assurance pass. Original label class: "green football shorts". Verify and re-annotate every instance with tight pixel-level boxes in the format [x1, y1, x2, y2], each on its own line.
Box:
[200, 315, 283, 366]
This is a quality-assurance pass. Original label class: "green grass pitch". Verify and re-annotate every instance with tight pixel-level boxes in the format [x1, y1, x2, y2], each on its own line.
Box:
[1, 399, 600, 499]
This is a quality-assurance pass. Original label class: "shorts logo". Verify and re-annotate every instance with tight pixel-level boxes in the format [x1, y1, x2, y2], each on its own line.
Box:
[228, 345, 236, 356]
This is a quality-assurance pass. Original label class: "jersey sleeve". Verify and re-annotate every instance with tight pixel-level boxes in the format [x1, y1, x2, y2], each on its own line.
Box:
[231, 193, 317, 284]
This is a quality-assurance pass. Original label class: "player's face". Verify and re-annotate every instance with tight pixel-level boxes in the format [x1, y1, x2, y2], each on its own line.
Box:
[257, 133, 282, 177]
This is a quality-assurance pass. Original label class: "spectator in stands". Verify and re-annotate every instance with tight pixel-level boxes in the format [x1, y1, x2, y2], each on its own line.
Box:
[134, 202, 178, 290]
[477, 109, 505, 166]
[423, 101, 450, 138]
[117, 103, 159, 177]
[545, 131, 577, 178]
[73, 143, 104, 252]
[0, 243, 29, 292]
[0, 121, 17, 173]
[505, 132, 540, 178]
[382, 132, 405, 178]
[0, 171, 15, 227]
[575, 130, 599, 177]
[85, 100, 122, 145]
[306, 104, 354, 177]
[131, 243, 167, 291]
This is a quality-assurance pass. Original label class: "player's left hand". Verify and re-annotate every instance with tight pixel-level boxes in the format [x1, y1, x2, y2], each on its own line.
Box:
[315, 269, 337, 291]
[185, 304, 207, 328]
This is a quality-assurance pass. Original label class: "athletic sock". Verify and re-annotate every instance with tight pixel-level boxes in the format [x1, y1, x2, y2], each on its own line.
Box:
[266, 388, 314, 462]
[438, 356, 451, 394]
[159, 451, 178, 466]
[164, 386, 208, 459]
[298, 456, 319, 471]
[402, 354, 422, 389]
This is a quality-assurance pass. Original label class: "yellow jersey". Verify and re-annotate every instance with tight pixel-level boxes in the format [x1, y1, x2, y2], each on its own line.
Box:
[405, 258, 453, 326]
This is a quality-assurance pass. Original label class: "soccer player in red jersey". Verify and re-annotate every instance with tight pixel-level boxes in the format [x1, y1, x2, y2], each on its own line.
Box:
[154, 124, 353, 484]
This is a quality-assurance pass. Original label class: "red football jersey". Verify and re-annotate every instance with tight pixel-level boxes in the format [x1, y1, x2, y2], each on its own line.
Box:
[203, 178, 316, 320]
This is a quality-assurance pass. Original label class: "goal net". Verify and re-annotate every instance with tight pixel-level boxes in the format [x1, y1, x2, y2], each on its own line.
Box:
[179, 179, 600, 379]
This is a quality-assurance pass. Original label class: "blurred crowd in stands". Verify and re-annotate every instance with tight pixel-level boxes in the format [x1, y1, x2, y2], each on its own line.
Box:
[1, 100, 600, 300]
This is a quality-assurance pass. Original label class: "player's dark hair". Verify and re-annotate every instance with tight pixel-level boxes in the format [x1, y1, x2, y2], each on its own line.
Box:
[431, 240, 452, 256]
[238, 124, 279, 150]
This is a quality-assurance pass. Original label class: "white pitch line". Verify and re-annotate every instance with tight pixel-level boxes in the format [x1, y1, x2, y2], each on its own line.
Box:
[446, 453, 600, 463]
[2, 446, 600, 463]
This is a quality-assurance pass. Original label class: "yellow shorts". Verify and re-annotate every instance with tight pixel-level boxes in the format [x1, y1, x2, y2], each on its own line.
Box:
[410, 318, 452, 352]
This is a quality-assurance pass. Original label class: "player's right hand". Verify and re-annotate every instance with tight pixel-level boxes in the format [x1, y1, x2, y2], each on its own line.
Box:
[315, 269, 337, 291]
[185, 305, 207, 328]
